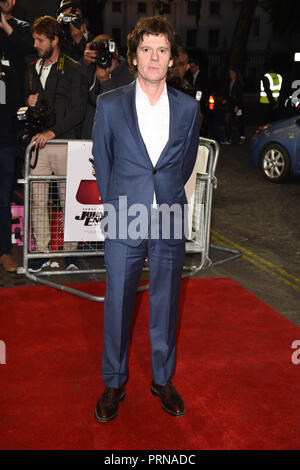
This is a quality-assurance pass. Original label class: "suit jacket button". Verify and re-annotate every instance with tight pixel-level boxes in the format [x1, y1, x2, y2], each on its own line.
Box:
[152, 169, 157, 174]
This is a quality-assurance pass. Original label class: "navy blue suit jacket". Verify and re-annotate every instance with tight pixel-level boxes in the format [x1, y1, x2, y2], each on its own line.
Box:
[92, 80, 200, 246]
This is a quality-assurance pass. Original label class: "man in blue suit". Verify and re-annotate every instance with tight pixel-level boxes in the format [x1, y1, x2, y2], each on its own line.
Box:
[92, 16, 200, 422]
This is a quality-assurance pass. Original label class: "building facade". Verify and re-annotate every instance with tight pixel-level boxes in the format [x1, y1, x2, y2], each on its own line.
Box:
[12, 0, 280, 90]
[100, 0, 273, 89]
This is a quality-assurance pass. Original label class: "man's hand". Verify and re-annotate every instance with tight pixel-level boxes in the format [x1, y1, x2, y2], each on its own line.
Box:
[95, 66, 111, 84]
[83, 42, 98, 65]
[30, 130, 55, 149]
[57, 8, 84, 44]
[0, 11, 13, 35]
[27, 93, 39, 107]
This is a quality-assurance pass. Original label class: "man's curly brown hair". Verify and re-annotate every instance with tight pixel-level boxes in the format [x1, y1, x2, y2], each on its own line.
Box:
[32, 16, 64, 44]
[127, 15, 179, 76]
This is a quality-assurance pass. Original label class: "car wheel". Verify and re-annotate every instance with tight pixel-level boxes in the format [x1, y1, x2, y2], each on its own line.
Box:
[259, 143, 291, 183]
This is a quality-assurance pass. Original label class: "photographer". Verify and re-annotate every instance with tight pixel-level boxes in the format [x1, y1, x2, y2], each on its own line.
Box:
[0, 0, 34, 272]
[25, 16, 87, 272]
[167, 46, 193, 95]
[81, 34, 133, 138]
[0, 58, 20, 272]
[57, 0, 92, 62]
[0, 0, 34, 93]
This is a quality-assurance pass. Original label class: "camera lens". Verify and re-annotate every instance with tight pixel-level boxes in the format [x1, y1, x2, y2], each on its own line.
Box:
[99, 53, 108, 67]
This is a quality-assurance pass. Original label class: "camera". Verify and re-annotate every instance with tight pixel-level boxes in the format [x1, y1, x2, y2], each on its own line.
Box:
[17, 100, 56, 150]
[58, 8, 82, 35]
[89, 40, 116, 69]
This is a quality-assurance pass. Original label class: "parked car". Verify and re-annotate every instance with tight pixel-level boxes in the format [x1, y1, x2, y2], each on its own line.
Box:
[249, 115, 300, 182]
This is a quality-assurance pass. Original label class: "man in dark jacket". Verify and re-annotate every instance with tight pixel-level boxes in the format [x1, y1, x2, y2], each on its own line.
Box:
[81, 33, 133, 139]
[221, 67, 245, 144]
[0, 0, 34, 93]
[56, 0, 92, 62]
[188, 58, 213, 138]
[25, 16, 87, 272]
[167, 46, 193, 95]
[0, 61, 20, 272]
[0, 0, 34, 272]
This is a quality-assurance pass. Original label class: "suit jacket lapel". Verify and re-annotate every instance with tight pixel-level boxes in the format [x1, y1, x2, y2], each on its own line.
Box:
[121, 81, 180, 168]
[121, 81, 153, 167]
[167, 84, 178, 143]
[155, 84, 179, 167]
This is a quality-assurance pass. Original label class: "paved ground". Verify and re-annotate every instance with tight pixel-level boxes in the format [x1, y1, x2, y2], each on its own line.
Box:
[205, 137, 300, 327]
[1, 117, 300, 327]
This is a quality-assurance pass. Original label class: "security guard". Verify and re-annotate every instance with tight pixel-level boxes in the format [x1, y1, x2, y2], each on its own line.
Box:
[260, 68, 282, 123]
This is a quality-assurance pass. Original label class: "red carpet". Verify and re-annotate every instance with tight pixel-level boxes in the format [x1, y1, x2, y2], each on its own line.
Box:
[0, 278, 300, 450]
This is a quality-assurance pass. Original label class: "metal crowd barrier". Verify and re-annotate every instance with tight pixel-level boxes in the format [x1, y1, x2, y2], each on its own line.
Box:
[17, 138, 240, 302]
[182, 137, 241, 278]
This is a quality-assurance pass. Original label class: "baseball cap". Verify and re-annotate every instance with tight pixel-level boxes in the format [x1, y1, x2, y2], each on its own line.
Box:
[56, 0, 82, 16]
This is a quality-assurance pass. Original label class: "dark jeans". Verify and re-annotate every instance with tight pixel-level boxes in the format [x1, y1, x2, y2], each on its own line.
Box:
[0, 146, 16, 256]
[224, 111, 245, 140]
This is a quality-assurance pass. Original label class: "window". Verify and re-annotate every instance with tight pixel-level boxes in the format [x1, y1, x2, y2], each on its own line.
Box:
[209, 1, 220, 16]
[112, 1, 121, 13]
[137, 2, 147, 13]
[187, 1, 198, 15]
[187, 29, 197, 48]
[208, 29, 220, 48]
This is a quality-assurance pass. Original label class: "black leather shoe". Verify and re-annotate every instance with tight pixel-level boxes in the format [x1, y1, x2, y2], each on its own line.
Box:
[151, 380, 185, 417]
[94, 386, 126, 423]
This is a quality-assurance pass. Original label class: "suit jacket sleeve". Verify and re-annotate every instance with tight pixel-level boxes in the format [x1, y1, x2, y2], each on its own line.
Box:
[182, 102, 200, 184]
[92, 96, 114, 203]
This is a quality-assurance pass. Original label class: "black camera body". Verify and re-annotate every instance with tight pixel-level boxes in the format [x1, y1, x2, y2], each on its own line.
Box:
[59, 8, 82, 35]
[17, 100, 56, 150]
[89, 40, 116, 69]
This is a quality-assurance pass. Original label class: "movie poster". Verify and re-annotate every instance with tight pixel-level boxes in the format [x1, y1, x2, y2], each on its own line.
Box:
[64, 140, 104, 242]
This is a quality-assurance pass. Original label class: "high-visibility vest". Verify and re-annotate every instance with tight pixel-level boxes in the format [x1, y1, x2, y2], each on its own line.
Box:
[260, 73, 282, 104]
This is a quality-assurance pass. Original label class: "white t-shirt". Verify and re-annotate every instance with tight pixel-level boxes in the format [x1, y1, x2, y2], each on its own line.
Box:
[35, 59, 57, 89]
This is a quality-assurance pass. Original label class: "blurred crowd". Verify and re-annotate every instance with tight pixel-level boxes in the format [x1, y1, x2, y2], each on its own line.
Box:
[0, 0, 251, 273]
